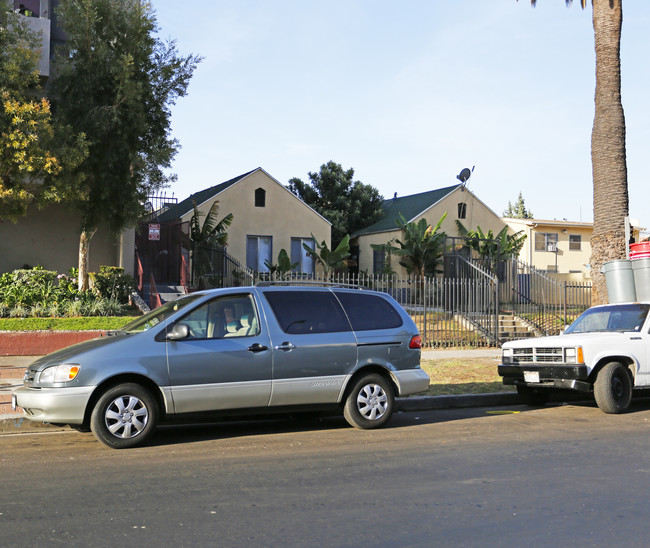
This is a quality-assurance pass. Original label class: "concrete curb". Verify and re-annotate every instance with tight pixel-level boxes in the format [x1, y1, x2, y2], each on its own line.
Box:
[0, 392, 523, 435]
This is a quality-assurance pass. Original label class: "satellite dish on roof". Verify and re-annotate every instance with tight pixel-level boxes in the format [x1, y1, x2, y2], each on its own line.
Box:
[457, 166, 475, 183]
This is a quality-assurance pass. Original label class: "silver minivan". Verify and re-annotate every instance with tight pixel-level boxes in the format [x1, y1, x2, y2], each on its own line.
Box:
[13, 285, 429, 448]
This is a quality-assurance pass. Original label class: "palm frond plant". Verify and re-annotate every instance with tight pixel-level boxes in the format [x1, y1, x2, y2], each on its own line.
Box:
[189, 200, 234, 287]
[303, 234, 351, 279]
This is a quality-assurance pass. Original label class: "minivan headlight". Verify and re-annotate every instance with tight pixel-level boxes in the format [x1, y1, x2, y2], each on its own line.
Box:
[38, 364, 81, 384]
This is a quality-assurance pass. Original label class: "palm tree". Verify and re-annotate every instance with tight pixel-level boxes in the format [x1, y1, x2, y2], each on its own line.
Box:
[456, 221, 527, 275]
[524, 0, 628, 304]
[189, 200, 233, 285]
[303, 234, 351, 279]
[392, 213, 447, 280]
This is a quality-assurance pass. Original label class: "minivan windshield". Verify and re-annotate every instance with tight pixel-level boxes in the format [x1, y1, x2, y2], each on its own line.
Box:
[120, 294, 204, 333]
[564, 304, 650, 334]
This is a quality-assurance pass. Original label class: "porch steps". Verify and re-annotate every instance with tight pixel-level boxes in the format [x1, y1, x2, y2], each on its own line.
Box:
[498, 314, 536, 343]
[142, 284, 186, 306]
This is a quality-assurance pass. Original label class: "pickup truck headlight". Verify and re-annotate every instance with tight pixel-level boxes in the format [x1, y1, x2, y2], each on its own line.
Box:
[38, 364, 81, 384]
[502, 348, 513, 364]
[564, 347, 584, 364]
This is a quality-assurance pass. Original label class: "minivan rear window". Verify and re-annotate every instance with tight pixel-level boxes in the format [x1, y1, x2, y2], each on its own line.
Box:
[335, 292, 403, 331]
[264, 291, 351, 334]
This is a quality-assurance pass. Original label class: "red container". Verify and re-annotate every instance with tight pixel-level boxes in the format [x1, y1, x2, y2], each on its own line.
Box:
[630, 242, 650, 260]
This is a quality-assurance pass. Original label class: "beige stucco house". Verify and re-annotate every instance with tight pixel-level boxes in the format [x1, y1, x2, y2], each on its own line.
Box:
[503, 218, 645, 281]
[0, 203, 134, 275]
[353, 184, 505, 277]
[158, 168, 331, 276]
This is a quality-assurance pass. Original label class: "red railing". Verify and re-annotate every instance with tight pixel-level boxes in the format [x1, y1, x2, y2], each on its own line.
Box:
[149, 273, 162, 309]
[180, 253, 190, 293]
[135, 252, 144, 292]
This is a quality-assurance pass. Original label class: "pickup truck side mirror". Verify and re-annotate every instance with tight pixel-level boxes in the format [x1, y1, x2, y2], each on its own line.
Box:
[166, 323, 190, 341]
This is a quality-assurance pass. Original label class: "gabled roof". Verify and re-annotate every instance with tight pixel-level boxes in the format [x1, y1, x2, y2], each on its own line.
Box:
[354, 184, 461, 236]
[157, 168, 259, 222]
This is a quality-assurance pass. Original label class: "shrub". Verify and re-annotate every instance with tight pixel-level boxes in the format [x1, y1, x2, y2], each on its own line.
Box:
[0, 266, 138, 318]
[89, 266, 135, 303]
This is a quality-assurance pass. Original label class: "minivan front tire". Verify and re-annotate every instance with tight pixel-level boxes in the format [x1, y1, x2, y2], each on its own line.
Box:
[343, 373, 394, 429]
[90, 383, 158, 449]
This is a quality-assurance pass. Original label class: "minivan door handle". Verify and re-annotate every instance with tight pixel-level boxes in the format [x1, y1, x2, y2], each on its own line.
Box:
[275, 342, 295, 352]
[248, 343, 268, 353]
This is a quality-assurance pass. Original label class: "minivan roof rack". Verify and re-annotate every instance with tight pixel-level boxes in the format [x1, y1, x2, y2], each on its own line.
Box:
[255, 280, 367, 289]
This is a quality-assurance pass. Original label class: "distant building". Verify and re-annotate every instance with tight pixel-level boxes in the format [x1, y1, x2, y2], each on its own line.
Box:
[6, 0, 64, 79]
[503, 217, 643, 280]
[353, 184, 505, 277]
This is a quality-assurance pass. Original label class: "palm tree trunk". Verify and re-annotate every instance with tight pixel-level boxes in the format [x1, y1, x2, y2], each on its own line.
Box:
[590, 0, 628, 305]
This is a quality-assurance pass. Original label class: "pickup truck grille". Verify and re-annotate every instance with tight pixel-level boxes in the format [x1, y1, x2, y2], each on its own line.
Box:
[511, 347, 564, 364]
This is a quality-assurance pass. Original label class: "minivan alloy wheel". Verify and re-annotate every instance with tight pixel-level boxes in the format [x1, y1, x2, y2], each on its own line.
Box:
[104, 394, 149, 438]
[357, 383, 389, 420]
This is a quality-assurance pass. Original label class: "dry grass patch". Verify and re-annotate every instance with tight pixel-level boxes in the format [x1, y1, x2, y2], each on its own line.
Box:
[419, 357, 515, 396]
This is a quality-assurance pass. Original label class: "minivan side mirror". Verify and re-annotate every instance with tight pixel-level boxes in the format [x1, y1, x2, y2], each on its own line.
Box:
[166, 323, 190, 341]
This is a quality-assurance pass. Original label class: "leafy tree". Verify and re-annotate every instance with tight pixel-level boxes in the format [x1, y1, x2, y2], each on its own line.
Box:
[456, 221, 526, 274]
[264, 249, 299, 280]
[47, 0, 201, 290]
[189, 200, 233, 283]
[503, 192, 533, 219]
[288, 161, 383, 248]
[0, 11, 86, 220]
[521, 0, 628, 304]
[303, 233, 351, 278]
[389, 213, 447, 280]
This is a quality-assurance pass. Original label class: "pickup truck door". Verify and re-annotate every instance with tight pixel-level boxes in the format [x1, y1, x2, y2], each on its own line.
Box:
[166, 293, 273, 414]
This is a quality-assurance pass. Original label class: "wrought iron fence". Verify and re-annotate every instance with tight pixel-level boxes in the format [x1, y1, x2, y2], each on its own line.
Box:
[496, 258, 591, 335]
[247, 271, 498, 348]
[182, 247, 591, 347]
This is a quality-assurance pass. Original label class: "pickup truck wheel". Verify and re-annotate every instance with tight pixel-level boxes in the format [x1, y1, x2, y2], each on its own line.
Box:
[594, 362, 632, 414]
[90, 383, 158, 449]
[516, 385, 549, 406]
[343, 374, 394, 429]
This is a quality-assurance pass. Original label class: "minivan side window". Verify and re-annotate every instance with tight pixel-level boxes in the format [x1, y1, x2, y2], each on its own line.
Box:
[335, 292, 403, 331]
[264, 291, 351, 334]
[178, 294, 259, 339]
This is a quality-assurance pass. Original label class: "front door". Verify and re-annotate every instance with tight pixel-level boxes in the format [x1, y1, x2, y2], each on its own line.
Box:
[166, 293, 273, 413]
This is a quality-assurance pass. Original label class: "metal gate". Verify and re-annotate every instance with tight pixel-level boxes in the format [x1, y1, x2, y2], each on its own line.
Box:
[135, 221, 189, 285]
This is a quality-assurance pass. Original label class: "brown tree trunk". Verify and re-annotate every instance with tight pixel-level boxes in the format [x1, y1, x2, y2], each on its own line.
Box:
[590, 0, 628, 305]
[78, 228, 96, 291]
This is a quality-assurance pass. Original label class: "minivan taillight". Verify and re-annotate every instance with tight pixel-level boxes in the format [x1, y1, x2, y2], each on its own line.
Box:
[409, 335, 422, 349]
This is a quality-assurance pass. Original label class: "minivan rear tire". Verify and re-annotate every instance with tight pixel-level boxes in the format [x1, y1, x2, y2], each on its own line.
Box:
[343, 373, 394, 429]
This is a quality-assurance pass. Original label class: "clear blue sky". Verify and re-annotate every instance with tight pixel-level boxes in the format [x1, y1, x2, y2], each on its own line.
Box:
[153, 1, 650, 226]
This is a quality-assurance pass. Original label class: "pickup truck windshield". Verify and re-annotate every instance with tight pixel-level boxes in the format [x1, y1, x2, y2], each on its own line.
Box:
[564, 304, 650, 334]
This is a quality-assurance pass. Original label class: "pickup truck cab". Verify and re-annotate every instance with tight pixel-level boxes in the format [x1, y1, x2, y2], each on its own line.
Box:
[499, 302, 650, 414]
[13, 285, 429, 448]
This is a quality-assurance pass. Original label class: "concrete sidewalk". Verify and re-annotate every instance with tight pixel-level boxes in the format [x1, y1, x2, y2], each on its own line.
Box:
[0, 348, 509, 434]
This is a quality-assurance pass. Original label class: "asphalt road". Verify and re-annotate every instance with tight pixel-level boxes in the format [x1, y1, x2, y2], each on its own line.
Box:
[4, 401, 650, 547]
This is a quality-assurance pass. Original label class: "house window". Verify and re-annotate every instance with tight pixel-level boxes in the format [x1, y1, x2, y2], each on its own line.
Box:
[373, 247, 386, 274]
[569, 234, 581, 251]
[255, 188, 266, 208]
[457, 202, 467, 219]
[246, 236, 272, 272]
[535, 232, 558, 251]
[291, 237, 314, 274]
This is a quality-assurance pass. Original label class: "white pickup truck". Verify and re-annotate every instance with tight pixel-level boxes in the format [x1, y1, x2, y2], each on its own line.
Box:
[498, 302, 650, 413]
